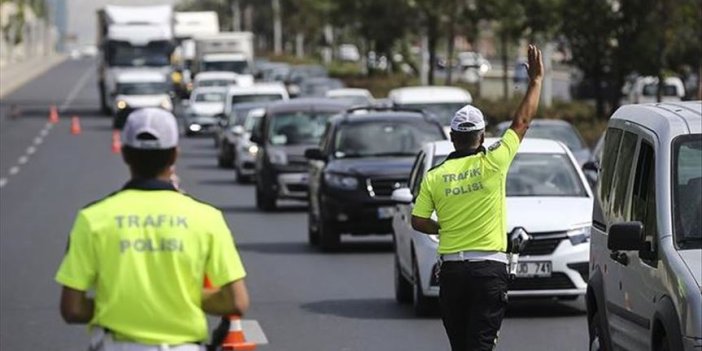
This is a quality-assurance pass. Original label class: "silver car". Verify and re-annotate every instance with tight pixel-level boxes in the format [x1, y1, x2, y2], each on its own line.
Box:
[587, 101, 701, 351]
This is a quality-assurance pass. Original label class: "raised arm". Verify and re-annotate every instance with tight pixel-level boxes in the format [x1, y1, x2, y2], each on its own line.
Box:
[510, 45, 544, 140]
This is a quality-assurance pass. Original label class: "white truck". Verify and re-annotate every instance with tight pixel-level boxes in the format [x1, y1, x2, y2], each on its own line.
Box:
[193, 32, 254, 78]
[96, 5, 175, 114]
[173, 11, 219, 96]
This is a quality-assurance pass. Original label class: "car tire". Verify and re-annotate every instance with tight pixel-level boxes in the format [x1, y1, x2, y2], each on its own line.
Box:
[319, 211, 339, 251]
[394, 255, 412, 304]
[307, 210, 319, 246]
[655, 333, 670, 351]
[589, 311, 606, 351]
[218, 145, 234, 169]
[235, 167, 247, 184]
[255, 184, 276, 211]
[412, 257, 434, 316]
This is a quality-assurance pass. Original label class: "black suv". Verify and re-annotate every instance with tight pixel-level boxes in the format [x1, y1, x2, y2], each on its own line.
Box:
[305, 107, 447, 250]
[250, 98, 350, 211]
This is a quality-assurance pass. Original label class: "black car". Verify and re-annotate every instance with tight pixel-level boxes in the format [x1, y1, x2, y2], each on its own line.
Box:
[250, 98, 350, 211]
[305, 107, 447, 250]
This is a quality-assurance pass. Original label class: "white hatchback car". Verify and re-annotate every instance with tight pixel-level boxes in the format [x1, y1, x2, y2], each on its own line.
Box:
[392, 138, 594, 315]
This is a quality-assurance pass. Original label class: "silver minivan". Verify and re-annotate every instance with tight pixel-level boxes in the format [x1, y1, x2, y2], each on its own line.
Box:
[587, 101, 701, 351]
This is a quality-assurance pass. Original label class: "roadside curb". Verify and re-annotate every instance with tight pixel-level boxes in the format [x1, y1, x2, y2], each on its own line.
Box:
[0, 55, 67, 99]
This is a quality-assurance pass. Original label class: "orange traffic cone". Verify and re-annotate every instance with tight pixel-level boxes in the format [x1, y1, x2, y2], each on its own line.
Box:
[111, 130, 121, 154]
[49, 105, 59, 124]
[70, 116, 81, 135]
[221, 315, 256, 351]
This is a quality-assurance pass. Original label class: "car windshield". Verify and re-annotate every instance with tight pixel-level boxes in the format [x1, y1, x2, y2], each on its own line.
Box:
[116, 82, 168, 95]
[244, 114, 261, 132]
[231, 94, 283, 107]
[499, 123, 586, 151]
[397, 103, 466, 125]
[268, 111, 336, 146]
[198, 79, 234, 88]
[202, 61, 250, 74]
[673, 134, 702, 249]
[228, 106, 257, 125]
[334, 120, 445, 158]
[505, 153, 588, 197]
[642, 83, 678, 97]
[194, 92, 224, 102]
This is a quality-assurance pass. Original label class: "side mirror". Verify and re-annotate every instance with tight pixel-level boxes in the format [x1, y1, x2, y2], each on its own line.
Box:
[391, 187, 413, 204]
[582, 161, 599, 173]
[304, 148, 326, 161]
[231, 125, 245, 135]
[607, 222, 644, 251]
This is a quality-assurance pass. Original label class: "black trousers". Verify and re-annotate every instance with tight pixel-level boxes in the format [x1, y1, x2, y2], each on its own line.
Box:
[439, 260, 509, 351]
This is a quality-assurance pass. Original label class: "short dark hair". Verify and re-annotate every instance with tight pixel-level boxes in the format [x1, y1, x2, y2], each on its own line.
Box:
[450, 130, 483, 147]
[122, 146, 177, 179]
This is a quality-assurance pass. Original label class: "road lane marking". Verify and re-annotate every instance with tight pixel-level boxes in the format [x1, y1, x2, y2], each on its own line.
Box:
[18, 156, 28, 164]
[0, 178, 7, 188]
[242, 320, 269, 345]
[26, 146, 36, 155]
[40, 128, 49, 137]
[33, 137, 43, 145]
[9, 166, 19, 175]
[59, 63, 94, 112]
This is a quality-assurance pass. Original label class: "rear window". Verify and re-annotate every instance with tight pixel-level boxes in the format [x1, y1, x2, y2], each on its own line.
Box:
[396, 103, 466, 125]
[231, 94, 283, 106]
[268, 111, 337, 146]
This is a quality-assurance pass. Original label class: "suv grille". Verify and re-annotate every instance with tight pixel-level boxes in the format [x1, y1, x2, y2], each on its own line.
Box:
[367, 178, 407, 197]
[509, 273, 575, 291]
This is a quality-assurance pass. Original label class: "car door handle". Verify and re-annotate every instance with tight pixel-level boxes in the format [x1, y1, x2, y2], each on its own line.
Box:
[610, 251, 629, 266]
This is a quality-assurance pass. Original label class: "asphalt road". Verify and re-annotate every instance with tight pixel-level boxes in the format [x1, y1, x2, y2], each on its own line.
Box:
[0, 58, 588, 350]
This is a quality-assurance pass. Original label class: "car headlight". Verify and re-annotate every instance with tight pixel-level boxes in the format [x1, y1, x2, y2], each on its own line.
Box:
[160, 98, 173, 111]
[479, 63, 490, 74]
[116, 100, 128, 110]
[268, 149, 288, 165]
[324, 173, 358, 190]
[189, 124, 202, 132]
[567, 226, 591, 245]
[247, 145, 258, 155]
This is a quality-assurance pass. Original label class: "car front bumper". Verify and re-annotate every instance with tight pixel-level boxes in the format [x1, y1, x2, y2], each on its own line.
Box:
[322, 191, 396, 235]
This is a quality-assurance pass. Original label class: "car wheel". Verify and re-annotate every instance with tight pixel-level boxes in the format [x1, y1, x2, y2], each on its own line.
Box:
[318, 210, 339, 251]
[257, 187, 276, 212]
[589, 311, 605, 351]
[412, 257, 434, 316]
[655, 333, 670, 351]
[394, 254, 412, 304]
[307, 209, 319, 246]
[235, 167, 246, 184]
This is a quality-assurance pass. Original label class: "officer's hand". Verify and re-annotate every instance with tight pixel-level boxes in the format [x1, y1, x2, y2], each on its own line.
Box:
[525, 44, 543, 83]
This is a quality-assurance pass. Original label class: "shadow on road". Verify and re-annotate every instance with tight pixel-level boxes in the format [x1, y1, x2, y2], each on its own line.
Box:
[505, 299, 586, 318]
[179, 151, 215, 159]
[187, 163, 220, 170]
[300, 298, 429, 320]
[236, 240, 393, 255]
[198, 178, 237, 186]
[218, 204, 308, 213]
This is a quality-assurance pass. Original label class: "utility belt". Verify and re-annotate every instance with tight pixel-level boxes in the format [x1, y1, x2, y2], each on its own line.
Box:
[439, 251, 508, 264]
[89, 328, 204, 351]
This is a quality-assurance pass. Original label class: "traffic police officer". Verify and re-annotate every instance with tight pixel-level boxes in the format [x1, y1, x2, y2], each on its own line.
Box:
[411, 45, 543, 351]
[56, 108, 250, 350]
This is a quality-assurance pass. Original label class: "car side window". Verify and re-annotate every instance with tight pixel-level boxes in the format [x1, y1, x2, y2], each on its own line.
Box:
[599, 128, 623, 213]
[609, 131, 639, 223]
[320, 122, 334, 154]
[409, 153, 426, 198]
[631, 141, 657, 248]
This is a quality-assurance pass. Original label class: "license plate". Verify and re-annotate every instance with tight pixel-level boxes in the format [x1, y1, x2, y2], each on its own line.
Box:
[377, 206, 395, 219]
[516, 261, 552, 278]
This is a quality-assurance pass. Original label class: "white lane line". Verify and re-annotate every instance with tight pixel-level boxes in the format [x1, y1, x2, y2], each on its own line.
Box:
[26, 146, 36, 155]
[58, 63, 94, 112]
[40, 128, 49, 137]
[9, 166, 19, 175]
[18, 156, 28, 164]
[242, 320, 269, 345]
[0, 178, 7, 188]
[33, 137, 43, 145]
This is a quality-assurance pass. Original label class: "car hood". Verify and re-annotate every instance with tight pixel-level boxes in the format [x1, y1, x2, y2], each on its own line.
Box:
[327, 157, 415, 178]
[117, 95, 168, 108]
[189, 102, 224, 116]
[678, 250, 702, 289]
[506, 197, 593, 233]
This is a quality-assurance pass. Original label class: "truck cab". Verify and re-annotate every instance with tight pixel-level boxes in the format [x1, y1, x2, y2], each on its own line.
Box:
[97, 5, 175, 115]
